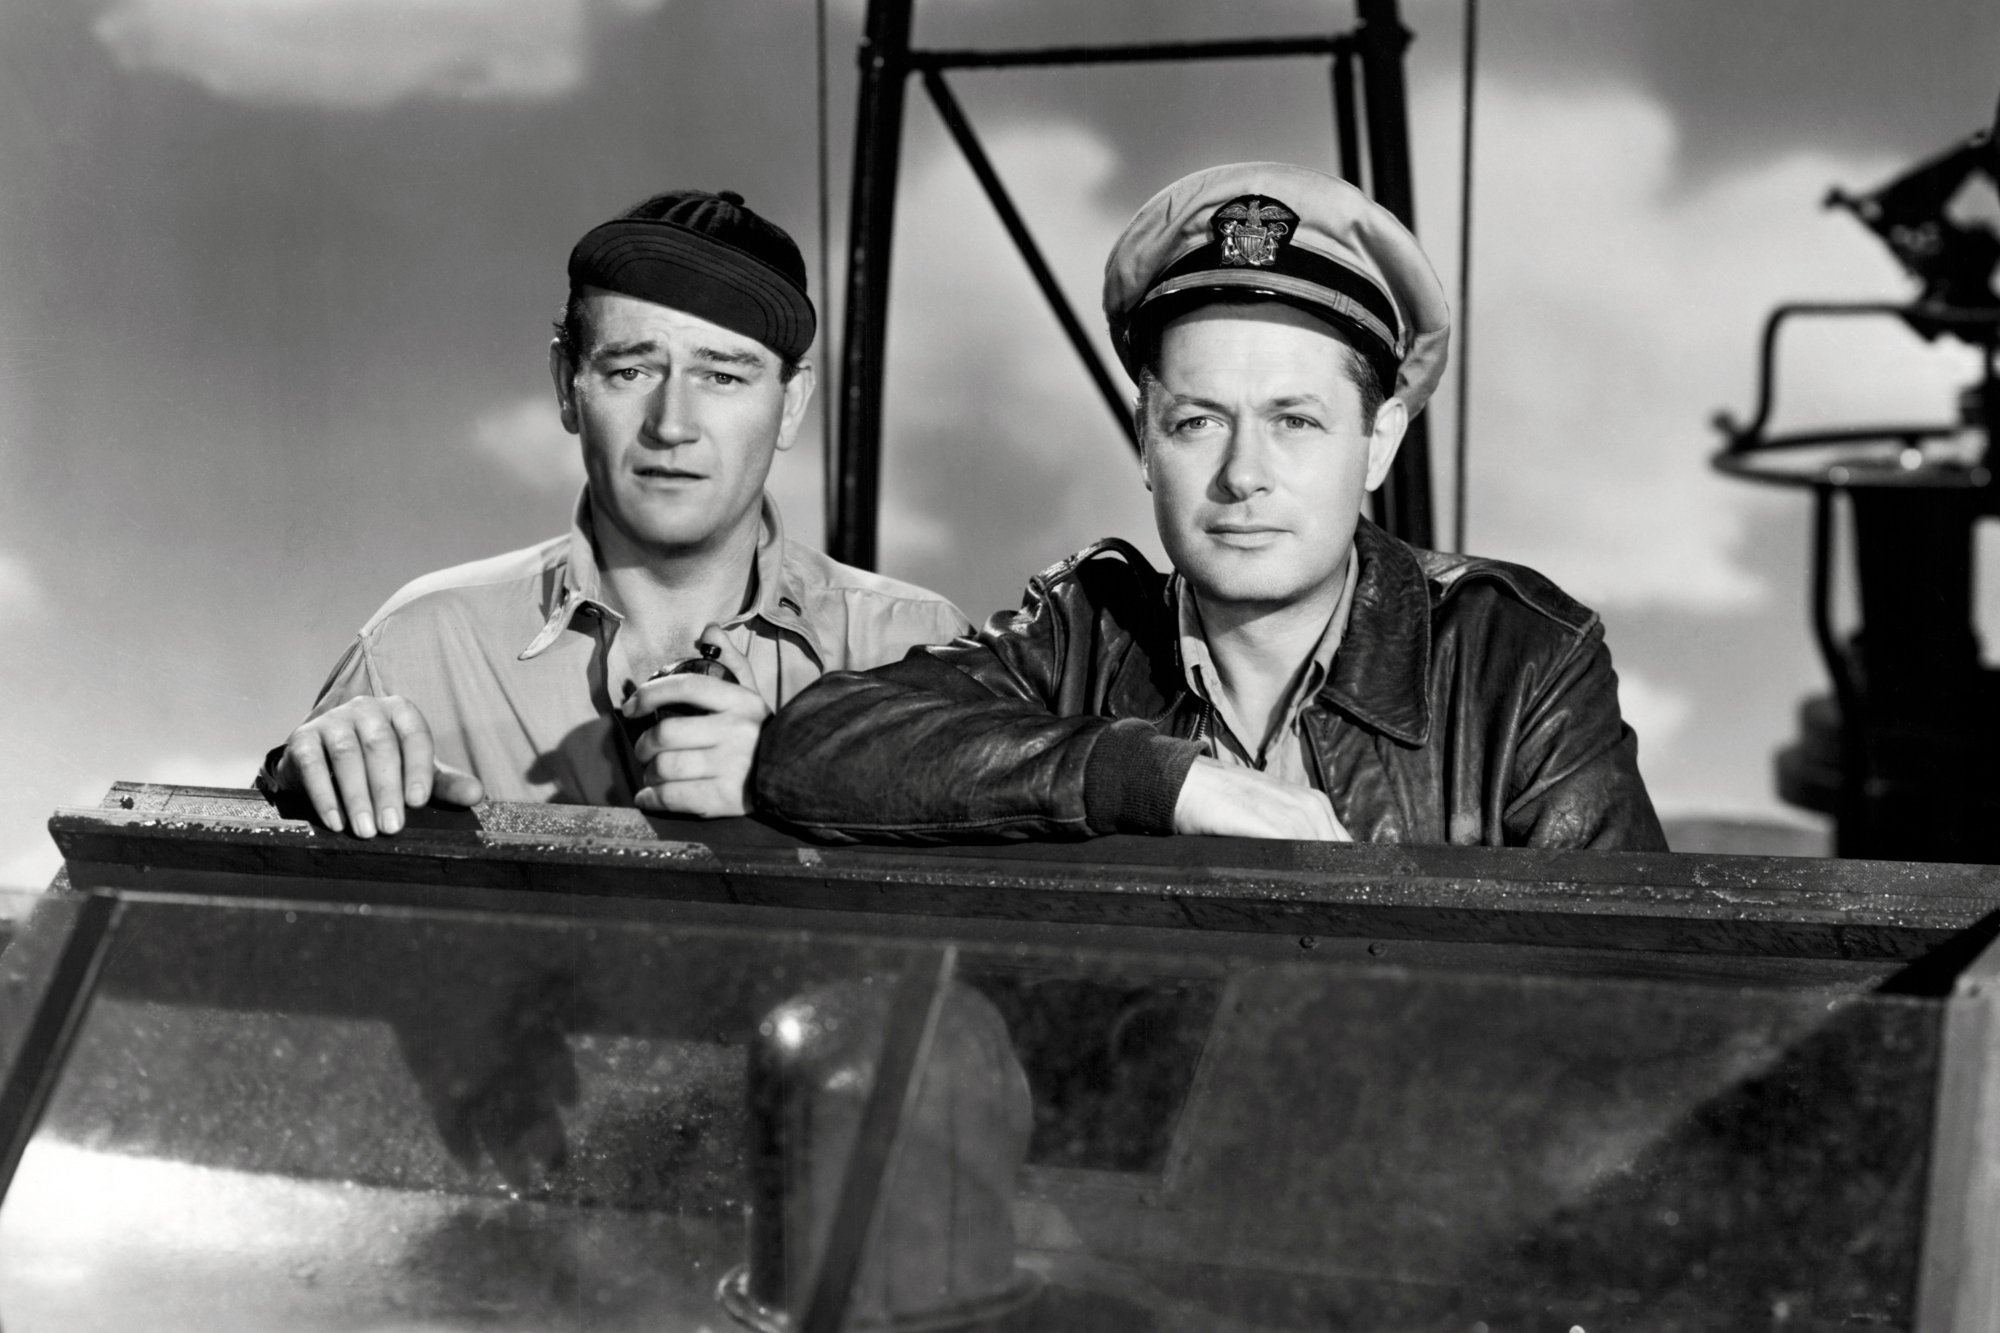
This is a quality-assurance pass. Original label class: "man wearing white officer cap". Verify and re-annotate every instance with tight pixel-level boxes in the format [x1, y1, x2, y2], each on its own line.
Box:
[756, 163, 1665, 849]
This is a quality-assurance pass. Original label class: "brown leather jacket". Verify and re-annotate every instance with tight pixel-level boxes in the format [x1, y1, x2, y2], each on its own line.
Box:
[754, 519, 1667, 850]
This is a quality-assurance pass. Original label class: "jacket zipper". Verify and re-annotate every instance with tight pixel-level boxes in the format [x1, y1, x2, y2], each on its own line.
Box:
[1191, 700, 1214, 752]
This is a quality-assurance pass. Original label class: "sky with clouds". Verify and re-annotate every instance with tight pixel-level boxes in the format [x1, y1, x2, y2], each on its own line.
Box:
[1, 0, 1996, 887]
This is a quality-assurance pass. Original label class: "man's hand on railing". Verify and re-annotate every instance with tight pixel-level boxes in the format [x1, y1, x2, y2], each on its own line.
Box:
[1171, 757, 1353, 841]
[274, 695, 484, 837]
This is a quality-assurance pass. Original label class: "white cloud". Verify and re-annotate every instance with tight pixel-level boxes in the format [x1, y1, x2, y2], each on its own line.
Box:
[0, 551, 43, 626]
[1426, 78, 1981, 612]
[1616, 668, 1692, 755]
[129, 751, 270, 791]
[0, 752, 265, 892]
[94, 0, 667, 110]
[0, 775, 116, 892]
[0, 845, 61, 895]
[877, 490, 958, 573]
[468, 393, 586, 496]
[878, 121, 1163, 615]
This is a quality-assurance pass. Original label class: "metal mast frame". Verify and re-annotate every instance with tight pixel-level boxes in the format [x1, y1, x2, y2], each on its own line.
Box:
[830, 0, 1433, 569]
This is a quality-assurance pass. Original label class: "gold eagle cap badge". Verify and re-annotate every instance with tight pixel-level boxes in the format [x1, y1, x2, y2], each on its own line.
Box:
[1214, 195, 1298, 268]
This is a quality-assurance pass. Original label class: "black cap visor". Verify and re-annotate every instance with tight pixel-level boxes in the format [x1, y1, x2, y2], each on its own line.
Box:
[1120, 237, 1403, 382]
[1124, 280, 1400, 390]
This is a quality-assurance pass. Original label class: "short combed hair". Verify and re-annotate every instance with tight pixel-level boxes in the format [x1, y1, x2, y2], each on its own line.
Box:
[1130, 307, 1388, 438]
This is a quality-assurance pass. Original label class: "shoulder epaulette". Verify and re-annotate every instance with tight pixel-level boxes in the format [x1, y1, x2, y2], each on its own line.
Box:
[1031, 537, 1155, 587]
[1415, 547, 1596, 635]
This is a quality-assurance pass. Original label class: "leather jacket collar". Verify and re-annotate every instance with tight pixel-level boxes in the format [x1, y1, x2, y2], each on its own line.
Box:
[1320, 518, 1432, 747]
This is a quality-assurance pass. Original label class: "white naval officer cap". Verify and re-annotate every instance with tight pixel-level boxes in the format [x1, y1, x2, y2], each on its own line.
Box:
[1102, 161, 1451, 416]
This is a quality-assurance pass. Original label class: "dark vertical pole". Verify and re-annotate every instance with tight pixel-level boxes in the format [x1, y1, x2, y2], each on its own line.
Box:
[1330, 47, 1363, 190]
[814, 0, 834, 516]
[1356, 0, 1434, 548]
[1844, 485, 1985, 860]
[1808, 486, 1865, 858]
[1452, 0, 1478, 554]
[830, 0, 915, 570]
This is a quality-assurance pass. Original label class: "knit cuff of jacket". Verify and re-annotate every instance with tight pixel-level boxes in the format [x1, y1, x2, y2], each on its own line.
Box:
[1081, 720, 1205, 835]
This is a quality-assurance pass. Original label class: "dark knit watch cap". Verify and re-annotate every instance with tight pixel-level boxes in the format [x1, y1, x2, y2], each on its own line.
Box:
[568, 189, 816, 362]
[1103, 162, 1450, 416]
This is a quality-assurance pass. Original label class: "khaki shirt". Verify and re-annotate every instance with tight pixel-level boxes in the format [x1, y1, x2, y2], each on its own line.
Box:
[289, 491, 969, 805]
[1176, 546, 1360, 790]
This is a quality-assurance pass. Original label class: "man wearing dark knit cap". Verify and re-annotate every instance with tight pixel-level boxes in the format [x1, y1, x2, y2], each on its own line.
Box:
[265, 190, 967, 837]
[756, 163, 1665, 848]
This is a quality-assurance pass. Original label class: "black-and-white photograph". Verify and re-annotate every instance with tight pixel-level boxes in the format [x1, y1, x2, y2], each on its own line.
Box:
[1, 1, 1997, 1327]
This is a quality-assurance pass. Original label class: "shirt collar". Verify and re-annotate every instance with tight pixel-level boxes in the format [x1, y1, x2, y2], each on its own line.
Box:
[1175, 545, 1359, 741]
[1171, 517, 1432, 747]
[519, 490, 621, 660]
[518, 489, 824, 662]
[726, 494, 828, 661]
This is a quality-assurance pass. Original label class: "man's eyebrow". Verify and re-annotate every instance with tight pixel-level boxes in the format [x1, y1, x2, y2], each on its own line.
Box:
[1155, 392, 1333, 415]
[588, 339, 662, 362]
[1160, 392, 1230, 412]
[690, 344, 768, 369]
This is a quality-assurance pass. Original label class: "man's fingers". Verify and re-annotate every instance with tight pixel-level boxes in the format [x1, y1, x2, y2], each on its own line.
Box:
[278, 695, 455, 836]
[643, 746, 725, 786]
[430, 761, 486, 808]
[633, 777, 739, 818]
[1172, 758, 1352, 842]
[1293, 787, 1352, 842]
[624, 671, 764, 720]
[1295, 790, 1334, 841]
[353, 710, 408, 835]
[283, 736, 345, 833]
[388, 698, 438, 808]
[320, 724, 380, 838]
[1275, 788, 1340, 842]
[629, 651, 761, 819]
[385, 696, 484, 811]
[1318, 793, 1354, 842]
[631, 711, 747, 764]
[697, 624, 762, 702]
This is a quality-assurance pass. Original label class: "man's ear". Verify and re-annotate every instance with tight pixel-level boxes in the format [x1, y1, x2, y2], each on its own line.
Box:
[1362, 396, 1409, 493]
[774, 361, 817, 454]
[549, 341, 581, 436]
